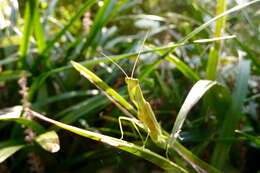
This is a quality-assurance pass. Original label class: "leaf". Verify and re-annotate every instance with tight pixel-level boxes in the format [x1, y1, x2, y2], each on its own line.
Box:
[235, 130, 260, 148]
[31, 110, 187, 173]
[71, 60, 136, 117]
[180, 0, 260, 43]
[211, 59, 250, 169]
[166, 54, 200, 83]
[0, 71, 30, 82]
[0, 140, 26, 163]
[35, 131, 60, 153]
[169, 80, 217, 142]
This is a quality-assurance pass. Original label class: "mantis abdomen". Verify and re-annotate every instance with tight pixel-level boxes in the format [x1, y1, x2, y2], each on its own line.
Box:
[125, 77, 165, 143]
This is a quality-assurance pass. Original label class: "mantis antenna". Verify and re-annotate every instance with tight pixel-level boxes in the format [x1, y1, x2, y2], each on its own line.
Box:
[100, 52, 129, 78]
[131, 31, 150, 78]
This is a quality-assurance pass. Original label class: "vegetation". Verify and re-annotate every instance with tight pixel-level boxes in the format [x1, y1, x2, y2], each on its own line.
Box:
[0, 0, 260, 172]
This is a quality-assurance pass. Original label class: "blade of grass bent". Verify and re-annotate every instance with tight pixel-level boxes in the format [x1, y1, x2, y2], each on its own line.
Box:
[235, 130, 260, 148]
[166, 54, 200, 83]
[169, 80, 217, 144]
[28, 43, 185, 99]
[180, 0, 260, 44]
[0, 140, 26, 163]
[31, 110, 188, 173]
[71, 61, 136, 117]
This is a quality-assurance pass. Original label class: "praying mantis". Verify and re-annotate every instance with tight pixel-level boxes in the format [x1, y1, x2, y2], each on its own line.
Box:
[71, 32, 168, 146]
[100, 51, 167, 146]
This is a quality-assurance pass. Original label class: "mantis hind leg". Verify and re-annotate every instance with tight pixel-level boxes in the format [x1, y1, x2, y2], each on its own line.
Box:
[118, 116, 145, 142]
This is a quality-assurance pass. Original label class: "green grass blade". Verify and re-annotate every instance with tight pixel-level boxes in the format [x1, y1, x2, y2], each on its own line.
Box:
[0, 70, 30, 82]
[31, 110, 188, 173]
[69, 61, 219, 172]
[235, 130, 260, 148]
[166, 54, 200, 82]
[211, 59, 250, 169]
[0, 140, 26, 163]
[33, 5, 46, 53]
[58, 94, 109, 124]
[28, 43, 186, 99]
[206, 0, 227, 80]
[32, 90, 95, 107]
[18, 0, 38, 69]
[169, 80, 217, 143]
[71, 61, 136, 117]
[169, 142, 221, 173]
[180, 0, 260, 44]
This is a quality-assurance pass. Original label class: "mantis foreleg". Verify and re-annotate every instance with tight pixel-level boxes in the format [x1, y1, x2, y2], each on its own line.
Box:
[118, 116, 149, 145]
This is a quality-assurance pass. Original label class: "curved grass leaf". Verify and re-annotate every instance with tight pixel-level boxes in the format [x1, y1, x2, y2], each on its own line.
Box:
[71, 60, 136, 117]
[180, 0, 260, 44]
[166, 54, 200, 83]
[0, 140, 26, 163]
[169, 80, 217, 143]
[31, 110, 188, 173]
[170, 142, 221, 173]
[235, 130, 260, 148]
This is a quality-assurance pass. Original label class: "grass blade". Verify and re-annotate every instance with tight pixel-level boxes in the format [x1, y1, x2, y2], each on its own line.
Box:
[0, 140, 26, 163]
[33, 5, 46, 53]
[166, 54, 200, 82]
[71, 60, 136, 117]
[206, 0, 227, 80]
[18, 0, 38, 69]
[180, 0, 260, 44]
[31, 110, 188, 173]
[235, 130, 260, 148]
[169, 80, 217, 143]
[211, 59, 250, 169]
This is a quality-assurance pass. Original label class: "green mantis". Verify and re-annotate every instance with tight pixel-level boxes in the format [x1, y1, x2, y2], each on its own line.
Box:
[124, 77, 166, 144]
[98, 34, 167, 145]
